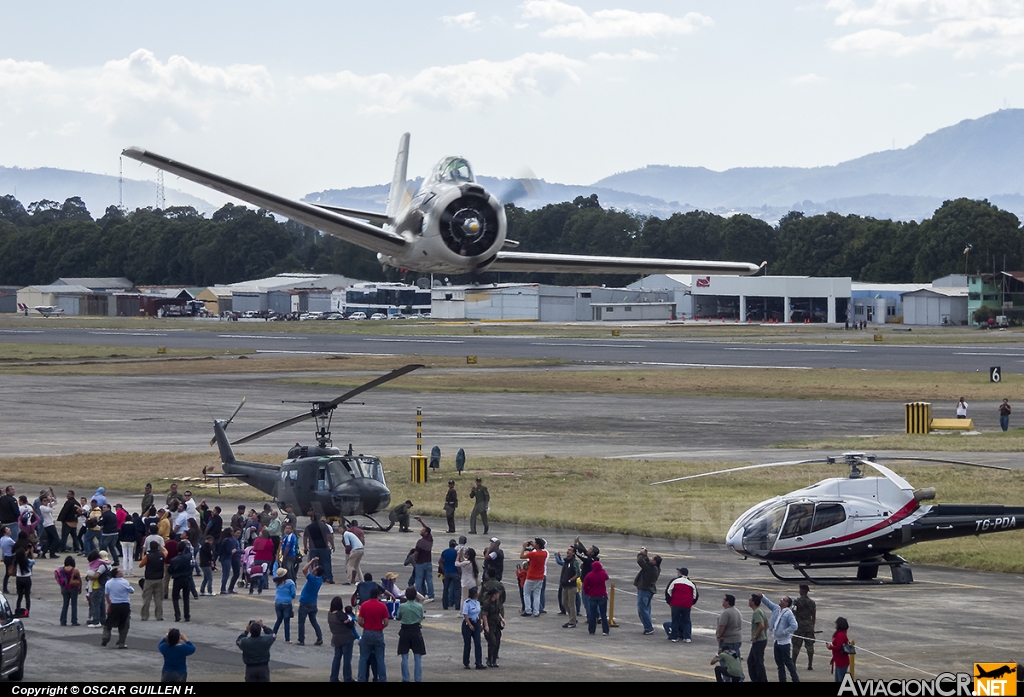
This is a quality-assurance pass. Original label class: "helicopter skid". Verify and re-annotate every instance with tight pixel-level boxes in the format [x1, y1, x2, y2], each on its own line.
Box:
[345, 513, 394, 533]
[763, 555, 914, 585]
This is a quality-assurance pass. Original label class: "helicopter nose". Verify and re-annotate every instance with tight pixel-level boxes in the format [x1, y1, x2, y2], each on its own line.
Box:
[356, 478, 390, 514]
[726, 524, 745, 554]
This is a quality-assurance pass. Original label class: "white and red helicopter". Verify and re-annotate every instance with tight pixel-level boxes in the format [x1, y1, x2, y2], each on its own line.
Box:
[122, 135, 762, 279]
[654, 452, 1024, 584]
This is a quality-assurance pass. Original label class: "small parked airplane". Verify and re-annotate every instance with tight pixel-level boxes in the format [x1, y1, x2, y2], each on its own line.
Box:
[123, 135, 763, 278]
[18, 303, 64, 317]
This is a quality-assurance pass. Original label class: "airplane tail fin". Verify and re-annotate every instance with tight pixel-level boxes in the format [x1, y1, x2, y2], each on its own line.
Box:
[212, 420, 237, 467]
[386, 133, 411, 220]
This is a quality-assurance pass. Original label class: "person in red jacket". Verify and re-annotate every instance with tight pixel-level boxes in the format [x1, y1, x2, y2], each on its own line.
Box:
[582, 560, 609, 635]
[662, 567, 697, 642]
[826, 617, 851, 683]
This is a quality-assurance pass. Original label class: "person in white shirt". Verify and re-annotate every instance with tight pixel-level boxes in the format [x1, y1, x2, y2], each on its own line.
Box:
[342, 524, 364, 585]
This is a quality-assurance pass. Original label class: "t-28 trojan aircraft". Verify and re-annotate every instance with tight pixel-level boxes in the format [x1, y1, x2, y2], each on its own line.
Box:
[123, 135, 762, 278]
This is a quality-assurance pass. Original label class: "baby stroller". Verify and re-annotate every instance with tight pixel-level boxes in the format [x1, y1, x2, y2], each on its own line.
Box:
[239, 546, 256, 589]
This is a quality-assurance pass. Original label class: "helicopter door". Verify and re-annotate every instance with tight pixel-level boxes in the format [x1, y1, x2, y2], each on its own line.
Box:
[779, 503, 814, 541]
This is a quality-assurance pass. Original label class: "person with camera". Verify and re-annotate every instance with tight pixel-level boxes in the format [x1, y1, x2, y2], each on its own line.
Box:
[237, 619, 276, 682]
[519, 538, 547, 617]
[158, 628, 195, 683]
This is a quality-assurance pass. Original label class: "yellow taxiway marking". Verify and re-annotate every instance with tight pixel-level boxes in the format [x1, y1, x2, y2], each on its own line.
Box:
[423, 620, 712, 679]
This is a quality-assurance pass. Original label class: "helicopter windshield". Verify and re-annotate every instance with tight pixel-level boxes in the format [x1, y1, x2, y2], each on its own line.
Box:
[358, 456, 387, 486]
[739, 501, 788, 557]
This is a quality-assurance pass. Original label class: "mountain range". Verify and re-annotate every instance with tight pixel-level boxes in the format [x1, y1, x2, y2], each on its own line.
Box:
[4, 109, 1024, 224]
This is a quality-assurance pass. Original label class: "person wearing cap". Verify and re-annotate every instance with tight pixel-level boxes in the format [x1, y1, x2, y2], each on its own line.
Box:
[412, 516, 434, 601]
[140, 484, 154, 517]
[481, 583, 504, 668]
[482, 537, 504, 581]
[391, 500, 414, 533]
[663, 567, 698, 642]
[444, 480, 458, 533]
[468, 478, 489, 535]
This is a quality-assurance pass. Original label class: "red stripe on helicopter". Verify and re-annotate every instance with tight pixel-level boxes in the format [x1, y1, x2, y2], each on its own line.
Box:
[782, 499, 920, 551]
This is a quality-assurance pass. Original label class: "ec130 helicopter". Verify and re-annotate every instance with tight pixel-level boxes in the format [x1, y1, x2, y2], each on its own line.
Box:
[207, 364, 423, 530]
[653, 452, 1024, 584]
[122, 135, 764, 278]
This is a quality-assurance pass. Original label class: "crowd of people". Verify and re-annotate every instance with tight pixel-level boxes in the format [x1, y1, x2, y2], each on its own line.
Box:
[2, 478, 855, 683]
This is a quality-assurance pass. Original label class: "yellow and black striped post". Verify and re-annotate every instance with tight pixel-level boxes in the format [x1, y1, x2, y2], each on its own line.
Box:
[411, 407, 427, 483]
[904, 402, 932, 434]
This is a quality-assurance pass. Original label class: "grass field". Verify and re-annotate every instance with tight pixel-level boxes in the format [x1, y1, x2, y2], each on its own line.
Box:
[4, 453, 1022, 573]
[782, 430, 1024, 451]
[4, 313, 1024, 344]
[284, 366, 1024, 402]
[0, 342, 253, 363]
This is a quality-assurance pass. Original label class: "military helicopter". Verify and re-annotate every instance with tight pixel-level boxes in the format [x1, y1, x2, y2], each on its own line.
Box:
[653, 452, 1024, 584]
[207, 364, 423, 530]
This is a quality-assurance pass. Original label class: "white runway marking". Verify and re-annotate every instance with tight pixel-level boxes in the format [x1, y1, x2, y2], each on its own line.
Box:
[89, 331, 169, 336]
[218, 334, 304, 340]
[725, 347, 859, 353]
[0, 330, 44, 333]
[373, 338, 465, 344]
[255, 349, 398, 356]
[635, 361, 813, 370]
[531, 342, 645, 348]
[953, 352, 1024, 357]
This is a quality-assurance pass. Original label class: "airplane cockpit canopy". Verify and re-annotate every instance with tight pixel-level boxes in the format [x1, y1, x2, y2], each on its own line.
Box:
[426, 157, 475, 187]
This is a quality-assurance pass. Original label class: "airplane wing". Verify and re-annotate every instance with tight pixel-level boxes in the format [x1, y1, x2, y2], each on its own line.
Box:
[485, 251, 762, 276]
[121, 147, 406, 254]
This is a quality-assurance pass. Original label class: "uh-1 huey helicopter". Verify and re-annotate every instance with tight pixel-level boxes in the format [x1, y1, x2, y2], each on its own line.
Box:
[207, 364, 423, 530]
[653, 452, 1024, 585]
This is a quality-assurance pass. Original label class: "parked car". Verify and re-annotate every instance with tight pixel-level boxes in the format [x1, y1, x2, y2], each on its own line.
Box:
[0, 592, 26, 680]
[347, 312, 367, 321]
[370, 313, 388, 320]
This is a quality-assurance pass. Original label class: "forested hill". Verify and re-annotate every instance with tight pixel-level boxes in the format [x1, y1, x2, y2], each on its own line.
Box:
[0, 193, 1020, 288]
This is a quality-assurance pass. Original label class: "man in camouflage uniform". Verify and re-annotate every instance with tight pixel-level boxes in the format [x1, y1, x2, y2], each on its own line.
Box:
[791, 584, 817, 671]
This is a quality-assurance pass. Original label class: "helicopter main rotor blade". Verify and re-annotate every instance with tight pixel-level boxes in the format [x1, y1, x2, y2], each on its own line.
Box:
[324, 363, 424, 409]
[230, 364, 424, 446]
[651, 459, 830, 486]
[875, 455, 1011, 471]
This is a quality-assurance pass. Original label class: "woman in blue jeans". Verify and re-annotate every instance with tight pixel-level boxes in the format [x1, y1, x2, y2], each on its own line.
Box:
[272, 568, 297, 642]
[218, 529, 240, 594]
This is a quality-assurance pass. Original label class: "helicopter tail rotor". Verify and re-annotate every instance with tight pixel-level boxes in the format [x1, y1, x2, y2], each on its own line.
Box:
[210, 397, 246, 446]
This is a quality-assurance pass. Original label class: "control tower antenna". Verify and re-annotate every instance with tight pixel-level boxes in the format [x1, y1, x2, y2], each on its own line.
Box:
[156, 170, 165, 210]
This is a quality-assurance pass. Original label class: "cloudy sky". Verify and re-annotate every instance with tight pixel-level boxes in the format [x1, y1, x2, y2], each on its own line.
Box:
[2, 1, 1022, 202]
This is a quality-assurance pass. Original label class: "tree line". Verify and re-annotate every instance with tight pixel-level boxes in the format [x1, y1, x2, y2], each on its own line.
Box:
[0, 193, 1020, 288]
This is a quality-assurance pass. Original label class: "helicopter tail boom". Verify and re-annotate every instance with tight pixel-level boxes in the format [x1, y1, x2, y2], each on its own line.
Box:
[212, 419, 237, 466]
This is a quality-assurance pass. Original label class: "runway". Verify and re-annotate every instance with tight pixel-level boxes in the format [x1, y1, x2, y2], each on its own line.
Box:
[4, 324, 1024, 372]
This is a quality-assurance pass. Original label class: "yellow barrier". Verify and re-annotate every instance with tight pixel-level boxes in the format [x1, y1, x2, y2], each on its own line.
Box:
[410, 455, 428, 483]
[929, 418, 975, 431]
[904, 402, 931, 434]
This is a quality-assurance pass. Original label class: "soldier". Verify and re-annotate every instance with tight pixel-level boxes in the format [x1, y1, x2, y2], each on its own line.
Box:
[444, 480, 458, 533]
[791, 584, 817, 671]
[469, 478, 489, 535]
[390, 500, 414, 533]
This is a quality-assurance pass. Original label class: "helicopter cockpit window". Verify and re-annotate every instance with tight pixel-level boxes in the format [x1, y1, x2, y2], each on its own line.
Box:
[360, 457, 387, 486]
[741, 501, 787, 557]
[317, 466, 329, 491]
[289, 470, 297, 481]
[780, 503, 814, 539]
[811, 503, 847, 532]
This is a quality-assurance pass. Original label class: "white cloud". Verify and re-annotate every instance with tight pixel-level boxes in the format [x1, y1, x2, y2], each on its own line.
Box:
[520, 0, 713, 39]
[791, 73, 828, 84]
[0, 50, 274, 136]
[590, 49, 660, 61]
[827, 1, 1024, 56]
[442, 12, 482, 31]
[305, 53, 583, 113]
[996, 61, 1024, 74]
